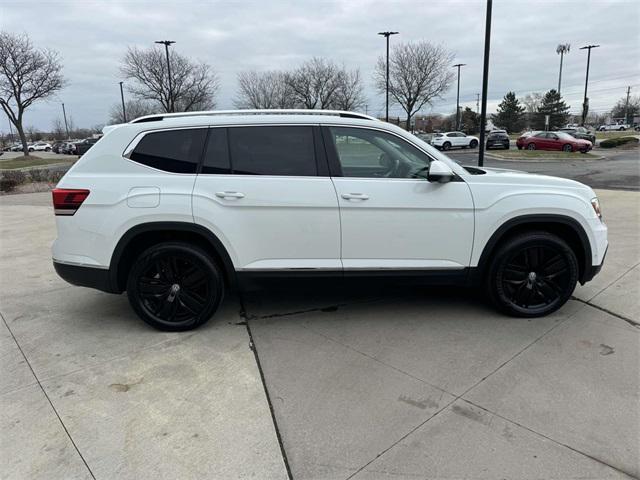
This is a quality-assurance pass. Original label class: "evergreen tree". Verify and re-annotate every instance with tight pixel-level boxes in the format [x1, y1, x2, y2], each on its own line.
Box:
[461, 107, 480, 134]
[536, 89, 570, 130]
[491, 92, 525, 133]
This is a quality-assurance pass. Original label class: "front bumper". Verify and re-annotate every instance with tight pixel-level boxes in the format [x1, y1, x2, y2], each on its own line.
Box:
[581, 245, 607, 284]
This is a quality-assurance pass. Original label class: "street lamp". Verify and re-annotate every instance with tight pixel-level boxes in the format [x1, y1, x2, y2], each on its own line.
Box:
[478, 0, 493, 167]
[155, 40, 176, 112]
[579, 44, 599, 125]
[556, 44, 570, 95]
[378, 31, 399, 122]
[61, 103, 70, 139]
[453, 63, 466, 130]
[119, 81, 127, 122]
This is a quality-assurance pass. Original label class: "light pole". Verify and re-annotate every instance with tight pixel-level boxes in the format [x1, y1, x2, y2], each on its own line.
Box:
[556, 43, 570, 95]
[453, 63, 466, 130]
[119, 81, 127, 122]
[378, 31, 399, 122]
[61, 103, 70, 139]
[155, 40, 176, 112]
[478, 0, 492, 167]
[579, 44, 599, 126]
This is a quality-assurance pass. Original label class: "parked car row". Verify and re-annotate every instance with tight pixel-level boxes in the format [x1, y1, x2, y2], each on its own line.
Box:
[2, 137, 101, 156]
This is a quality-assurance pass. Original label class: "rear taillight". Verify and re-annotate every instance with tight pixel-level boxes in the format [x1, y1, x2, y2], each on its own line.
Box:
[52, 189, 90, 216]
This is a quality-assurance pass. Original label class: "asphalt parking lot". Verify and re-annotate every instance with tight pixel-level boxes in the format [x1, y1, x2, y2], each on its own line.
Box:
[1, 188, 638, 479]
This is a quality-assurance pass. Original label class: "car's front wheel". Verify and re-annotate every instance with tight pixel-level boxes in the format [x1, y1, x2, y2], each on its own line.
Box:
[562, 144, 573, 152]
[469, 139, 478, 148]
[527, 143, 536, 150]
[442, 141, 451, 151]
[127, 242, 224, 331]
[486, 231, 578, 317]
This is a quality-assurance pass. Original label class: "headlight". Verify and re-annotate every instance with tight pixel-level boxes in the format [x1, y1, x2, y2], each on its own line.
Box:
[591, 197, 602, 220]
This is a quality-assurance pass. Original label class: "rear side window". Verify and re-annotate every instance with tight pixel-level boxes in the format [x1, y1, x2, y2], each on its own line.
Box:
[228, 126, 316, 176]
[129, 129, 206, 173]
[201, 128, 231, 174]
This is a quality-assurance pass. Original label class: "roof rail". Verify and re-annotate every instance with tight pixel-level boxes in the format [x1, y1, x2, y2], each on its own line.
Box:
[129, 109, 378, 124]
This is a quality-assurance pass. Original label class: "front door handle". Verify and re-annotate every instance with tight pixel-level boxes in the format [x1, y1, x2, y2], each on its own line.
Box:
[341, 193, 369, 201]
[215, 191, 245, 199]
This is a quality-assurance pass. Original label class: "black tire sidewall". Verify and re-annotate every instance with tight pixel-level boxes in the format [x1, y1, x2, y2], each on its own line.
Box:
[486, 232, 578, 317]
[127, 242, 224, 331]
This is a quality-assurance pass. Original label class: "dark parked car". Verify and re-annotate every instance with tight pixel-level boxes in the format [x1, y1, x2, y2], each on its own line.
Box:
[557, 127, 596, 145]
[486, 130, 510, 149]
[74, 138, 100, 157]
[61, 142, 77, 155]
[51, 141, 65, 153]
[516, 131, 592, 153]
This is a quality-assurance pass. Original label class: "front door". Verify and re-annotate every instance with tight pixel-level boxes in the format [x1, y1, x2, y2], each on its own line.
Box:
[323, 126, 474, 272]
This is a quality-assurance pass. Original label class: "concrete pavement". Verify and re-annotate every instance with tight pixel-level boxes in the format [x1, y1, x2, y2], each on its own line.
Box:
[0, 193, 288, 480]
[1, 189, 638, 479]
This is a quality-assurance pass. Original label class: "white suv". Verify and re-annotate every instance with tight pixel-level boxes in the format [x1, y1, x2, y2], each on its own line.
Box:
[431, 131, 479, 150]
[52, 110, 608, 331]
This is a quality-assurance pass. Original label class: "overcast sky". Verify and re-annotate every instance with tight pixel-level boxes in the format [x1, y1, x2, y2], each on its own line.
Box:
[2, 0, 639, 132]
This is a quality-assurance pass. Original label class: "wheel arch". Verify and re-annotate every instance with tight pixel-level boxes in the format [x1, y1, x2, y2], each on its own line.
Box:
[109, 222, 236, 293]
[473, 214, 592, 285]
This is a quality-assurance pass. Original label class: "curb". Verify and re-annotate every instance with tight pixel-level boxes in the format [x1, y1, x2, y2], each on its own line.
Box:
[486, 153, 605, 163]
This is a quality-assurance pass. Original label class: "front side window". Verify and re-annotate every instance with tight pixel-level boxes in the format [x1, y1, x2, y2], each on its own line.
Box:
[227, 126, 316, 176]
[327, 127, 430, 179]
[129, 128, 207, 173]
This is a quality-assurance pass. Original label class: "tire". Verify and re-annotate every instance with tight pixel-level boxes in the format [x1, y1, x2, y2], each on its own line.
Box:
[469, 139, 478, 148]
[562, 144, 573, 152]
[45, 147, 51, 152]
[485, 231, 578, 317]
[505, 144, 510, 150]
[126, 242, 224, 331]
[442, 141, 451, 151]
[28, 148, 34, 152]
[527, 143, 536, 150]
[619, 127, 625, 131]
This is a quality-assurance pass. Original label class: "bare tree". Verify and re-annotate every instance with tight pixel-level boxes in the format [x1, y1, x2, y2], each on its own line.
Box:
[374, 41, 454, 128]
[51, 118, 66, 140]
[109, 99, 157, 124]
[234, 70, 295, 109]
[25, 125, 42, 142]
[0, 32, 66, 156]
[285, 57, 342, 109]
[121, 46, 219, 113]
[332, 68, 366, 111]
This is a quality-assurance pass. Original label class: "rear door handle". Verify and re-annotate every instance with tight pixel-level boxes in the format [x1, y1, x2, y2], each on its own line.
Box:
[341, 193, 369, 201]
[215, 191, 245, 199]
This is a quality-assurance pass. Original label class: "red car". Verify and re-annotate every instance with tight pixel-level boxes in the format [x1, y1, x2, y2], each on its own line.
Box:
[516, 131, 592, 153]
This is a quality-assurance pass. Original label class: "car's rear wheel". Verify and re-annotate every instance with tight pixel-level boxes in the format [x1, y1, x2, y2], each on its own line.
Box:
[486, 231, 578, 317]
[45, 147, 51, 152]
[527, 143, 536, 150]
[562, 144, 573, 152]
[127, 242, 224, 331]
[442, 141, 451, 151]
[469, 139, 478, 148]
[619, 127, 625, 131]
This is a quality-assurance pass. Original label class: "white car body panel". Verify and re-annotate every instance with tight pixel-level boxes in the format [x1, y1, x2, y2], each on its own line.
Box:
[53, 112, 607, 285]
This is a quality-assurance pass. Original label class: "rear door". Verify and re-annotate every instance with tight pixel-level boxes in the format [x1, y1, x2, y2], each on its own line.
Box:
[546, 132, 561, 150]
[192, 125, 341, 272]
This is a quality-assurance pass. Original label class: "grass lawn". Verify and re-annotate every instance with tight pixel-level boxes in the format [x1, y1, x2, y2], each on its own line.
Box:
[489, 150, 599, 160]
[0, 156, 74, 170]
[595, 130, 638, 140]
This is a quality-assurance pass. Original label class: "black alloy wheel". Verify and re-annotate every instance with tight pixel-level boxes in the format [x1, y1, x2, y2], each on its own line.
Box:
[127, 242, 224, 331]
[487, 231, 578, 317]
[469, 139, 478, 148]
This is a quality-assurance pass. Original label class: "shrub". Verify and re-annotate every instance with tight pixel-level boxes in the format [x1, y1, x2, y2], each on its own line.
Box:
[0, 170, 27, 192]
[600, 136, 639, 148]
[28, 168, 47, 182]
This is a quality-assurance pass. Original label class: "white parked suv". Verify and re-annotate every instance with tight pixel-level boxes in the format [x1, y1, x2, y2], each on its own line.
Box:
[29, 142, 52, 152]
[430, 131, 479, 150]
[52, 110, 608, 331]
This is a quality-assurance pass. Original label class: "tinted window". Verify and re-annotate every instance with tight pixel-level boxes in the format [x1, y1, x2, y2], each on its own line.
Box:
[228, 126, 316, 176]
[328, 127, 430, 179]
[130, 129, 206, 173]
[201, 128, 231, 174]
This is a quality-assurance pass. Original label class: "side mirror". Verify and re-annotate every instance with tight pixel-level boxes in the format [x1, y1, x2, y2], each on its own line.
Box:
[427, 160, 454, 183]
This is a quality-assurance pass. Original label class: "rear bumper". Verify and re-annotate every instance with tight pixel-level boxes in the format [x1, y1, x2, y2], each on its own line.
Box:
[53, 261, 117, 293]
